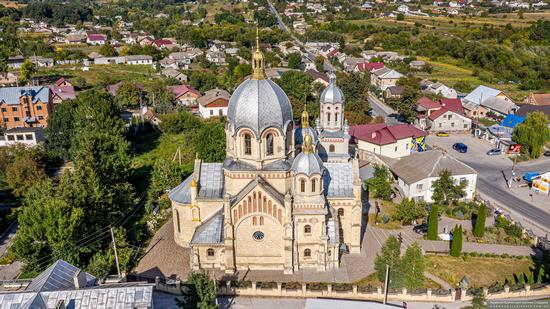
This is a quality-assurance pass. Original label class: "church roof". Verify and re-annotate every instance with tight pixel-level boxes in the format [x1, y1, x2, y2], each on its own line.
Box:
[232, 177, 285, 207]
[168, 163, 225, 204]
[191, 209, 224, 244]
[223, 157, 292, 171]
[323, 163, 354, 198]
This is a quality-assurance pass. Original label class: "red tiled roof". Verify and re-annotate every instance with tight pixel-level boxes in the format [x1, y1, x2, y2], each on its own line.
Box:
[327, 49, 339, 58]
[356, 62, 384, 72]
[49, 85, 76, 101]
[350, 123, 426, 145]
[87, 34, 105, 41]
[168, 84, 201, 98]
[427, 107, 448, 121]
[54, 77, 67, 86]
[440, 98, 464, 114]
[417, 96, 441, 109]
[154, 39, 173, 47]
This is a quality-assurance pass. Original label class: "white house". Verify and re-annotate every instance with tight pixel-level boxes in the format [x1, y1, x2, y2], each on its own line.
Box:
[398, 5, 410, 12]
[125, 55, 153, 65]
[422, 81, 458, 99]
[0, 127, 45, 147]
[463, 85, 518, 116]
[352, 123, 427, 160]
[371, 68, 404, 91]
[389, 150, 478, 203]
[198, 88, 231, 119]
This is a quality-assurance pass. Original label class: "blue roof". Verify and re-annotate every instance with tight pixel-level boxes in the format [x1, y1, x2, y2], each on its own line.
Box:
[0, 86, 50, 105]
[500, 114, 525, 128]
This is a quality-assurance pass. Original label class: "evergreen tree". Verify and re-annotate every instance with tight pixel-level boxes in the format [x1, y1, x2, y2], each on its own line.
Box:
[431, 169, 468, 207]
[45, 99, 77, 160]
[366, 165, 393, 201]
[517, 273, 525, 285]
[473, 203, 487, 237]
[178, 271, 217, 309]
[450, 225, 463, 257]
[374, 236, 403, 288]
[402, 242, 424, 288]
[427, 205, 439, 240]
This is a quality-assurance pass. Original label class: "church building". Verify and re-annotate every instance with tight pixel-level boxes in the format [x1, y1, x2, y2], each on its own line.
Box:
[169, 32, 363, 274]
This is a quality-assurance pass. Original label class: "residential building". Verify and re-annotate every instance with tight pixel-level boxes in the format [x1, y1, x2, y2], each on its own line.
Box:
[0, 127, 45, 147]
[0, 259, 154, 308]
[162, 68, 188, 82]
[416, 97, 471, 132]
[516, 104, 550, 122]
[421, 80, 457, 98]
[7, 55, 24, 69]
[158, 57, 178, 69]
[463, 85, 518, 116]
[94, 56, 125, 65]
[198, 88, 230, 118]
[107, 81, 144, 96]
[389, 150, 478, 203]
[305, 69, 329, 86]
[153, 38, 177, 49]
[353, 62, 384, 73]
[206, 50, 226, 65]
[168, 38, 362, 274]
[49, 79, 76, 104]
[370, 67, 404, 90]
[384, 85, 405, 99]
[409, 60, 426, 70]
[0, 86, 52, 129]
[86, 33, 106, 45]
[29, 56, 54, 67]
[351, 123, 427, 160]
[168, 84, 201, 106]
[64, 33, 87, 44]
[125, 55, 153, 65]
[0, 72, 18, 86]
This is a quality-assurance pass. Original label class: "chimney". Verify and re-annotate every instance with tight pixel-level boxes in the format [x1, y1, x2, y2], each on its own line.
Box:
[371, 132, 377, 139]
[73, 269, 87, 289]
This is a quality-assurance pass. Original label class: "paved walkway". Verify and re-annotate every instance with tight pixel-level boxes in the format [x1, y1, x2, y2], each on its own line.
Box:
[424, 272, 452, 290]
[0, 223, 21, 280]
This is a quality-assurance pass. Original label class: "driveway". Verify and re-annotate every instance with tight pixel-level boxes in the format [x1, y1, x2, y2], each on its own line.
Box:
[427, 134, 550, 234]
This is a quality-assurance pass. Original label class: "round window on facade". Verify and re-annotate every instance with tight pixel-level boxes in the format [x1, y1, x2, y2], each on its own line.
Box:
[252, 231, 265, 241]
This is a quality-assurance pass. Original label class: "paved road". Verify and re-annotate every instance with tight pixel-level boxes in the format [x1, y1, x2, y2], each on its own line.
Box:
[428, 135, 550, 234]
[367, 94, 403, 125]
[266, 0, 304, 48]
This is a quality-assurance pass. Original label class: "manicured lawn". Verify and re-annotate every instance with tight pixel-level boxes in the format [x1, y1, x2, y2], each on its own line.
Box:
[425, 255, 534, 288]
[354, 272, 442, 289]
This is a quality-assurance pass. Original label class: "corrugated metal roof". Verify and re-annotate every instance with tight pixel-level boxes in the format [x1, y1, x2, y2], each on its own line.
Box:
[26, 260, 96, 292]
[324, 163, 354, 197]
[191, 209, 224, 244]
[0, 86, 50, 105]
[198, 163, 224, 199]
[168, 175, 193, 204]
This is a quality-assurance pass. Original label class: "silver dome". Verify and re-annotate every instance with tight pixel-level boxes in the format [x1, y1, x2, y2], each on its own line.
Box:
[294, 127, 318, 145]
[227, 78, 293, 138]
[320, 72, 344, 104]
[291, 151, 324, 176]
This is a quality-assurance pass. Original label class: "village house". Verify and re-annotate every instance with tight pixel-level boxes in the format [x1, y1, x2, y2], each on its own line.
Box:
[305, 69, 329, 87]
[353, 62, 384, 73]
[86, 33, 106, 45]
[421, 80, 458, 99]
[7, 56, 24, 69]
[153, 38, 177, 49]
[463, 85, 518, 117]
[409, 60, 426, 70]
[384, 85, 405, 99]
[29, 56, 54, 68]
[351, 123, 427, 160]
[125, 55, 153, 65]
[370, 67, 404, 90]
[0, 86, 53, 129]
[0, 127, 45, 147]
[168, 84, 201, 106]
[206, 50, 226, 65]
[198, 88, 231, 119]
[162, 68, 188, 82]
[0, 73, 18, 87]
[64, 33, 87, 44]
[49, 78, 76, 104]
[416, 97, 472, 132]
[389, 150, 478, 203]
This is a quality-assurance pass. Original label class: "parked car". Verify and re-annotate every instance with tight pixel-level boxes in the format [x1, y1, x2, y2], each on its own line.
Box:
[453, 142, 468, 153]
[487, 148, 502, 156]
[436, 131, 449, 137]
[413, 223, 428, 234]
[523, 172, 540, 183]
[544, 150, 550, 157]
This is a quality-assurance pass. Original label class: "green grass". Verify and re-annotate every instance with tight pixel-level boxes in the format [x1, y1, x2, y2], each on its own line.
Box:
[354, 272, 442, 289]
[425, 255, 534, 288]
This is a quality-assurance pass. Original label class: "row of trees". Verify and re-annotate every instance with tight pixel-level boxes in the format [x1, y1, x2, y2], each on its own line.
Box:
[375, 236, 425, 289]
[512, 112, 550, 159]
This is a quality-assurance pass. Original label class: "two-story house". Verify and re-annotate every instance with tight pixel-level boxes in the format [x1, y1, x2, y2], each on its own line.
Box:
[0, 86, 52, 129]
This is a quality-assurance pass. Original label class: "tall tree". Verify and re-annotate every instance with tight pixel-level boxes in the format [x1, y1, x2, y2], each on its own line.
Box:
[366, 165, 393, 201]
[402, 242, 425, 288]
[179, 271, 217, 309]
[45, 100, 77, 160]
[450, 225, 463, 257]
[287, 52, 302, 69]
[337, 72, 370, 117]
[431, 169, 468, 207]
[474, 203, 487, 237]
[395, 199, 426, 223]
[315, 55, 325, 72]
[375, 236, 403, 288]
[195, 120, 226, 162]
[19, 59, 36, 83]
[115, 82, 141, 109]
[4, 147, 46, 197]
[427, 205, 439, 240]
[512, 112, 550, 159]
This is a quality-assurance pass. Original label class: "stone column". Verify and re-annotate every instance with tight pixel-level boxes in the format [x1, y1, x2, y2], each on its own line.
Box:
[402, 287, 407, 297]
[277, 282, 282, 295]
[302, 283, 307, 296]
[353, 285, 358, 296]
[483, 287, 489, 297]
[252, 282, 257, 293]
[327, 284, 332, 296]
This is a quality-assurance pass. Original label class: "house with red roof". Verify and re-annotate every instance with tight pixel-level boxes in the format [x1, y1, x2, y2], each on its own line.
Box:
[353, 62, 384, 73]
[153, 39, 176, 49]
[351, 123, 427, 159]
[415, 96, 471, 132]
[305, 69, 329, 86]
[86, 34, 106, 45]
[168, 84, 201, 106]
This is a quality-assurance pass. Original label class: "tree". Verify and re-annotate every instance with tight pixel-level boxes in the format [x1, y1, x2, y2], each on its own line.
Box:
[337, 72, 370, 116]
[5, 147, 46, 197]
[179, 271, 217, 309]
[375, 236, 403, 288]
[394, 199, 426, 224]
[19, 59, 36, 83]
[115, 82, 141, 109]
[314, 55, 324, 72]
[402, 242, 424, 288]
[427, 205, 439, 240]
[512, 112, 550, 159]
[148, 159, 192, 203]
[99, 43, 117, 57]
[473, 203, 487, 237]
[450, 225, 463, 257]
[45, 100, 77, 160]
[366, 165, 393, 201]
[431, 169, 468, 207]
[86, 227, 133, 278]
[195, 120, 226, 162]
[396, 13, 405, 21]
[287, 52, 302, 69]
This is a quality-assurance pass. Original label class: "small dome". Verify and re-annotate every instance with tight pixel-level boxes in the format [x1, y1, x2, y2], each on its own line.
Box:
[227, 79, 293, 137]
[320, 72, 344, 104]
[291, 151, 324, 176]
[294, 126, 318, 145]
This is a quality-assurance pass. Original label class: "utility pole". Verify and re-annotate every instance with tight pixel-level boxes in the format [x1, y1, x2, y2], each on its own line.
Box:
[383, 264, 390, 304]
[509, 154, 517, 189]
[111, 227, 121, 278]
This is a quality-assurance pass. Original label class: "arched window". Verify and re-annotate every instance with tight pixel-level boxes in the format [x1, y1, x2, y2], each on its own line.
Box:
[335, 112, 338, 123]
[207, 248, 214, 257]
[311, 179, 316, 192]
[304, 249, 311, 257]
[304, 225, 311, 234]
[327, 113, 331, 122]
[329, 144, 335, 153]
[260, 216, 264, 225]
[192, 208, 199, 221]
[338, 208, 344, 217]
[244, 133, 252, 155]
[300, 179, 306, 193]
[175, 209, 181, 233]
[253, 216, 257, 225]
[266, 133, 274, 156]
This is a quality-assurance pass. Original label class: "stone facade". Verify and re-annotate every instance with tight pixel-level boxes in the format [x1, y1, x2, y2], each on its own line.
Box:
[169, 39, 362, 275]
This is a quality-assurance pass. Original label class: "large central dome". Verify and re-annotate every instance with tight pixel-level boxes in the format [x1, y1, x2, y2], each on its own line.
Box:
[227, 75, 293, 138]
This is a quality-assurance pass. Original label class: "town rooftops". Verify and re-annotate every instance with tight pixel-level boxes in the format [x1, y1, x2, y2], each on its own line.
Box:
[481, 96, 518, 115]
[351, 123, 426, 145]
[0, 86, 50, 105]
[356, 62, 384, 72]
[440, 98, 464, 114]
[26, 259, 96, 292]
[372, 67, 404, 79]
[463, 85, 503, 105]
[49, 85, 76, 101]
[168, 84, 201, 98]
[198, 88, 231, 108]
[390, 150, 477, 184]
[87, 33, 106, 41]
[417, 96, 441, 110]
[386, 85, 405, 96]
[305, 69, 329, 83]
[125, 54, 153, 61]
[516, 104, 550, 119]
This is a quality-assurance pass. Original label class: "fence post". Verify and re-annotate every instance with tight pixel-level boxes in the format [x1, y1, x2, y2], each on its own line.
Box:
[226, 281, 231, 294]
[327, 284, 332, 296]
[302, 283, 307, 296]
[252, 281, 257, 293]
[377, 286, 382, 296]
[427, 288, 432, 300]
[402, 287, 407, 297]
[451, 289, 456, 300]
[277, 282, 282, 295]
[504, 285, 510, 294]
[353, 285, 358, 296]
[483, 287, 488, 297]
